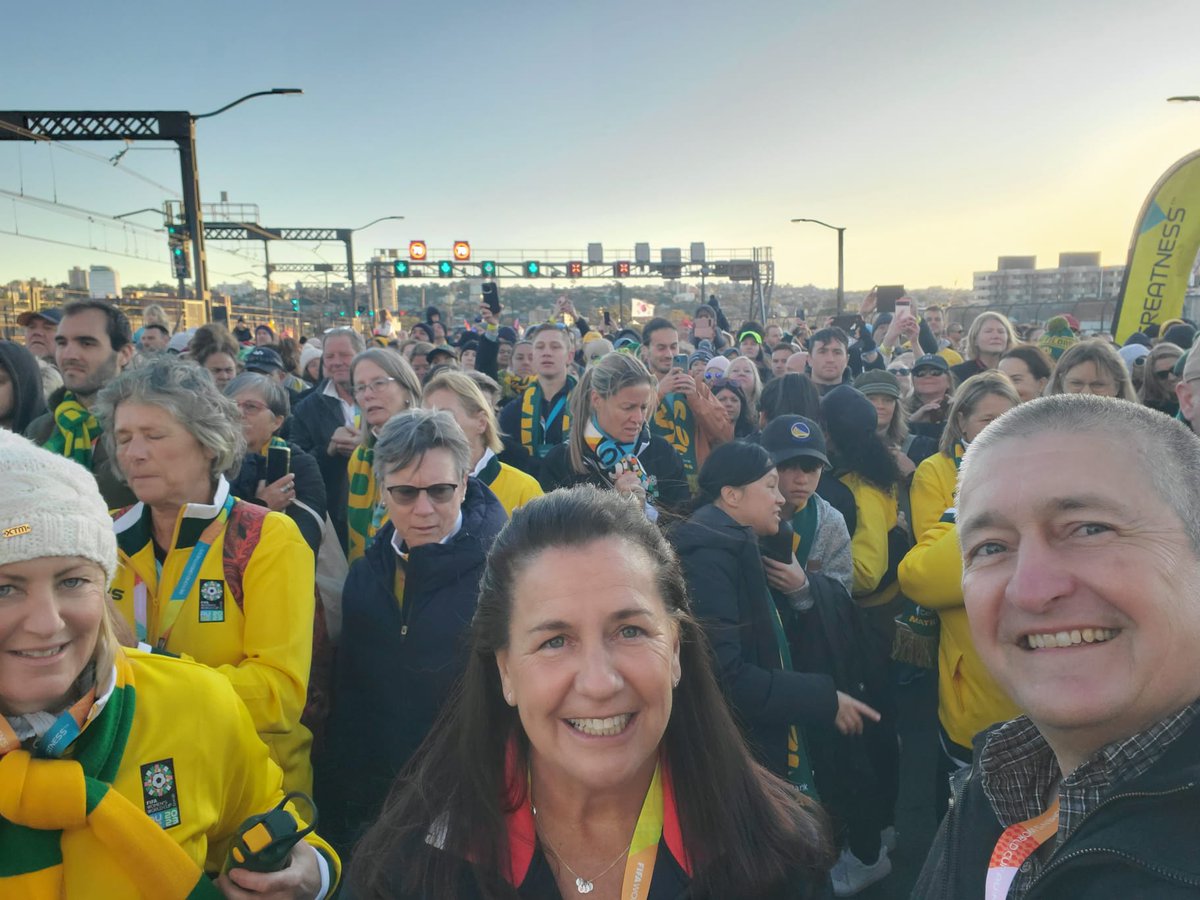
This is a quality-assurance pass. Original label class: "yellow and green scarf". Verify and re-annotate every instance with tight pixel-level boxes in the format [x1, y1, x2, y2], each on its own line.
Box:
[0, 652, 219, 898]
[346, 434, 382, 564]
[519, 376, 575, 459]
[652, 394, 698, 490]
[42, 391, 101, 468]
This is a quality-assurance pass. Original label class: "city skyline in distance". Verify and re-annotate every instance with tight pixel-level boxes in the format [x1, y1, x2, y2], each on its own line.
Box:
[2, 0, 1199, 293]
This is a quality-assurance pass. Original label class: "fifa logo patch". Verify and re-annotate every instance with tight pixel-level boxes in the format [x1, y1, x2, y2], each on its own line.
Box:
[199, 579, 225, 623]
[141, 758, 181, 829]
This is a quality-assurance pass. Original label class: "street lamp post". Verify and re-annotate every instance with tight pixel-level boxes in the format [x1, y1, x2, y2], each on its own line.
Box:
[791, 217, 846, 316]
[346, 215, 405, 316]
[187, 89, 301, 317]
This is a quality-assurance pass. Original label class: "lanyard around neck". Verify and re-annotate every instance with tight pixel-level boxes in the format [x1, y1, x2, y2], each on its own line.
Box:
[141, 495, 235, 649]
[985, 797, 1060, 900]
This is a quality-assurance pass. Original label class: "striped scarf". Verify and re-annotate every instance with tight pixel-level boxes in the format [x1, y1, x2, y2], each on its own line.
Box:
[584, 417, 657, 499]
[519, 376, 574, 458]
[42, 391, 100, 468]
[0, 652, 219, 898]
[346, 433, 383, 564]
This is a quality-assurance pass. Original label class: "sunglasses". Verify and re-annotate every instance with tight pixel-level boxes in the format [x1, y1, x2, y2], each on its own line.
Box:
[1155, 369, 1178, 381]
[888, 367, 911, 376]
[913, 368, 945, 377]
[384, 483, 459, 505]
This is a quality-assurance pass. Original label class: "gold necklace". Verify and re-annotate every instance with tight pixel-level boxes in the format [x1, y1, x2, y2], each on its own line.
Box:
[530, 803, 630, 895]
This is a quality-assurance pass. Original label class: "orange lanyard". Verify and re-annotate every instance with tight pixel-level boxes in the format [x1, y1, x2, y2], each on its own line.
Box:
[986, 798, 1060, 900]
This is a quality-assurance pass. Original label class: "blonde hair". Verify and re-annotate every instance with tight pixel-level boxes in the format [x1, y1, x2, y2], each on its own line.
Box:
[965, 311, 1018, 361]
[423, 369, 503, 454]
[939, 370, 1021, 456]
[567, 352, 653, 475]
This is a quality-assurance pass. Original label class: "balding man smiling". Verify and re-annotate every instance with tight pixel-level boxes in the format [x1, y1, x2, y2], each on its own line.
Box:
[914, 394, 1200, 899]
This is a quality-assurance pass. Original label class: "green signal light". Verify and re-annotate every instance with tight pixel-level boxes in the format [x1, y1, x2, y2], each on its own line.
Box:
[438, 260, 453, 277]
[525, 261, 540, 276]
[395, 260, 410, 276]
[481, 260, 496, 276]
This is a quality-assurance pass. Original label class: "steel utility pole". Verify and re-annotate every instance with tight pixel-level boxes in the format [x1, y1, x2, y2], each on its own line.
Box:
[0, 89, 300, 321]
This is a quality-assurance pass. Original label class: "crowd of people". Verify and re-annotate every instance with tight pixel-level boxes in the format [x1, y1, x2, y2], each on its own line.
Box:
[2, 289, 1199, 899]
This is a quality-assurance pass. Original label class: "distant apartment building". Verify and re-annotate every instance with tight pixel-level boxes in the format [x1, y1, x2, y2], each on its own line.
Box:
[973, 253, 1125, 307]
[88, 265, 121, 299]
[68, 266, 89, 292]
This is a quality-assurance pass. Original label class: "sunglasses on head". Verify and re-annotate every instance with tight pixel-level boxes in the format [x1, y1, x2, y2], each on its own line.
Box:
[384, 483, 459, 505]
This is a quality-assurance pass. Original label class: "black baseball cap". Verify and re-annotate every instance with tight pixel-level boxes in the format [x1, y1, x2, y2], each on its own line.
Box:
[912, 354, 950, 375]
[244, 346, 286, 373]
[759, 415, 829, 468]
[427, 344, 457, 361]
[18, 307, 62, 327]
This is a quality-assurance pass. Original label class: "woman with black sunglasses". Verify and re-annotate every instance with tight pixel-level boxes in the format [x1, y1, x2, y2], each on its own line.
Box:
[318, 408, 508, 860]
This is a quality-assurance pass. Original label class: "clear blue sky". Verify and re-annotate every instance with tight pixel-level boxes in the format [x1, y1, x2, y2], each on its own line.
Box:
[4, 0, 1200, 292]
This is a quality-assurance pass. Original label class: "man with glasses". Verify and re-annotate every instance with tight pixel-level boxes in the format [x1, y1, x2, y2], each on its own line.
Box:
[290, 327, 365, 546]
[319, 409, 507, 858]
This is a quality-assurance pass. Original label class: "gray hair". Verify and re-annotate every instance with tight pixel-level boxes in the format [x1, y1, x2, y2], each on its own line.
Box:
[224, 372, 291, 418]
[95, 356, 245, 482]
[959, 394, 1200, 555]
[373, 408, 473, 483]
[323, 326, 365, 355]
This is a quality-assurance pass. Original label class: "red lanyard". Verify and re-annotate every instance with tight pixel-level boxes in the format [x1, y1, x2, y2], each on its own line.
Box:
[985, 798, 1060, 900]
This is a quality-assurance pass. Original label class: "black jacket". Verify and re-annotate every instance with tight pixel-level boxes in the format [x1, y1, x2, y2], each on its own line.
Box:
[226, 440, 327, 555]
[670, 504, 837, 777]
[912, 714, 1200, 899]
[538, 432, 691, 515]
[289, 381, 352, 547]
[25, 386, 136, 509]
[318, 478, 507, 855]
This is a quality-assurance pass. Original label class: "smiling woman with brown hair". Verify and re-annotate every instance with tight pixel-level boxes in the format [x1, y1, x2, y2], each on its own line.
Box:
[349, 486, 834, 899]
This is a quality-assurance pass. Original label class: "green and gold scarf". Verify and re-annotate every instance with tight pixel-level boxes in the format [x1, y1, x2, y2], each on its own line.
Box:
[346, 433, 380, 564]
[0, 652, 219, 898]
[42, 391, 101, 468]
[519, 376, 574, 458]
[652, 394, 698, 491]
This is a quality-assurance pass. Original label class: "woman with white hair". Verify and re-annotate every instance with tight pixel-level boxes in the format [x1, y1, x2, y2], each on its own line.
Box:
[0, 429, 339, 898]
[97, 357, 317, 795]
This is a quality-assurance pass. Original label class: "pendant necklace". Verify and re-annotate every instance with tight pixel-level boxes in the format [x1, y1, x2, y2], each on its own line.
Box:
[531, 802, 630, 894]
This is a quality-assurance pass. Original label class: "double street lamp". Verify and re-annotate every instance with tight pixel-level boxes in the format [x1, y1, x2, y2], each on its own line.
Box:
[791, 217, 846, 315]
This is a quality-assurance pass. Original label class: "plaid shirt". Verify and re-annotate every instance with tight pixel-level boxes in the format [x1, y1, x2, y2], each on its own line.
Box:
[978, 700, 1200, 897]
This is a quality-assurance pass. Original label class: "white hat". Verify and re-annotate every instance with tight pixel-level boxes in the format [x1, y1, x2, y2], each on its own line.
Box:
[1118, 344, 1150, 371]
[0, 431, 117, 587]
[299, 343, 323, 375]
[167, 328, 195, 354]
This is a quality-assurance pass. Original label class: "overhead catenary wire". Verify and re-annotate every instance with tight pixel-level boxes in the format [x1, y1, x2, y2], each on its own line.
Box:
[0, 118, 183, 198]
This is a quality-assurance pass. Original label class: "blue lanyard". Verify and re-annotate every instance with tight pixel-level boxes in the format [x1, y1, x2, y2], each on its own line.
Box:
[171, 495, 235, 601]
[541, 395, 567, 434]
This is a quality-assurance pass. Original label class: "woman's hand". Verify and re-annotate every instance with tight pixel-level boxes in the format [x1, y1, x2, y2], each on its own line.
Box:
[327, 426, 360, 457]
[217, 841, 322, 899]
[890, 446, 916, 478]
[478, 301, 498, 327]
[613, 471, 646, 503]
[908, 400, 942, 423]
[256, 474, 296, 512]
[762, 554, 808, 595]
[834, 692, 882, 736]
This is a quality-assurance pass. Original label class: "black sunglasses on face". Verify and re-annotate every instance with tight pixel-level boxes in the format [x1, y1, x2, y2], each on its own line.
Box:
[1155, 369, 1177, 380]
[888, 367, 911, 376]
[385, 483, 459, 505]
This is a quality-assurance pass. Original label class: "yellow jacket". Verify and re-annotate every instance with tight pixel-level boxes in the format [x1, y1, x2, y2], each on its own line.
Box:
[1, 649, 339, 899]
[911, 451, 958, 542]
[839, 472, 900, 608]
[483, 459, 543, 516]
[110, 477, 315, 794]
[898, 520, 1019, 748]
